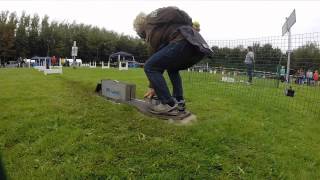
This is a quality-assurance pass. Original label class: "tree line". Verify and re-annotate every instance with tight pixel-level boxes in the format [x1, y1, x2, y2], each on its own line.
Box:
[0, 11, 149, 63]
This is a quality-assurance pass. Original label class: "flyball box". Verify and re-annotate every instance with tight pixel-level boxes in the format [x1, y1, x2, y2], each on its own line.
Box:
[98, 80, 196, 122]
[100, 80, 136, 102]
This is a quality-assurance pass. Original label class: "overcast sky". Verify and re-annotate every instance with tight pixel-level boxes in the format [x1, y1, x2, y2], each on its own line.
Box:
[1, 0, 320, 41]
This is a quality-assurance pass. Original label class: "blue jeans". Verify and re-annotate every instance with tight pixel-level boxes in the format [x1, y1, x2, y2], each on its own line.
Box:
[144, 39, 204, 105]
[246, 63, 253, 83]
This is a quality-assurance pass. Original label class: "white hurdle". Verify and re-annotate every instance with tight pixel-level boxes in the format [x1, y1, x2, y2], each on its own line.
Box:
[44, 67, 63, 75]
[101, 61, 110, 69]
[221, 76, 235, 83]
[89, 61, 96, 68]
[44, 58, 63, 75]
[80, 63, 89, 67]
[38, 58, 47, 71]
[119, 61, 128, 70]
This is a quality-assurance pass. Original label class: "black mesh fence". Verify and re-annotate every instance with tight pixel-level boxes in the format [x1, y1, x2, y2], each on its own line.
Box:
[180, 32, 320, 116]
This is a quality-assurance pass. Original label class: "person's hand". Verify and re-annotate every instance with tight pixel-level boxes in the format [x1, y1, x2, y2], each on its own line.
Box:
[144, 88, 155, 99]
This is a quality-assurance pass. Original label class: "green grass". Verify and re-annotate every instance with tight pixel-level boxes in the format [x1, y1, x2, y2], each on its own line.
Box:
[0, 68, 319, 179]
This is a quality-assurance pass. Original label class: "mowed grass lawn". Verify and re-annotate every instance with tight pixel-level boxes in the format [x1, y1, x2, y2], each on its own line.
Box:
[0, 68, 319, 179]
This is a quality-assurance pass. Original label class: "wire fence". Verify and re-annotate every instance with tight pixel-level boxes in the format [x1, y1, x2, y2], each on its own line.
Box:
[182, 32, 320, 116]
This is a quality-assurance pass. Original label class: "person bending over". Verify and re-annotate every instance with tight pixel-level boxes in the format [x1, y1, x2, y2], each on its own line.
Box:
[133, 7, 213, 115]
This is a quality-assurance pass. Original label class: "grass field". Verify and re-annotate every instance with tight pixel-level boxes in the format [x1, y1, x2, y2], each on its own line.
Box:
[0, 68, 320, 179]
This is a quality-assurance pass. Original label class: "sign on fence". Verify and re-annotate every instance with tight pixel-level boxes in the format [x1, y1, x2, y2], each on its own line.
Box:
[282, 9, 296, 36]
[282, 9, 296, 83]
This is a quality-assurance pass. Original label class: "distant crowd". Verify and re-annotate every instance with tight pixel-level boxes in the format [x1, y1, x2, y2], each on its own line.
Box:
[295, 68, 319, 86]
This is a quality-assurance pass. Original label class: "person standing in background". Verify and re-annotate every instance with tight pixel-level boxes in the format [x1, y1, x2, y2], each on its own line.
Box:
[306, 69, 313, 85]
[313, 70, 319, 86]
[244, 46, 255, 84]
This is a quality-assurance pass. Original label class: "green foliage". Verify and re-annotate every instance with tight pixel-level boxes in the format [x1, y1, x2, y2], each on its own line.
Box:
[28, 14, 40, 58]
[0, 11, 17, 62]
[15, 12, 30, 58]
[292, 43, 320, 70]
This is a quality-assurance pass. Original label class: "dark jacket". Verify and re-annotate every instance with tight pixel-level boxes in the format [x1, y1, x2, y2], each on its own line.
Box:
[142, 6, 213, 56]
[178, 25, 213, 56]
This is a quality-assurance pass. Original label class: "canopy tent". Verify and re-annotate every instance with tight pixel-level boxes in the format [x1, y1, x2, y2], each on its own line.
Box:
[31, 56, 51, 60]
[109, 51, 135, 63]
[108, 51, 139, 68]
[109, 51, 134, 59]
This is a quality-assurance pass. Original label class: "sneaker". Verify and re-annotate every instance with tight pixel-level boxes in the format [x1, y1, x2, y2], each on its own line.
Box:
[148, 103, 179, 116]
[176, 100, 186, 111]
[144, 96, 161, 105]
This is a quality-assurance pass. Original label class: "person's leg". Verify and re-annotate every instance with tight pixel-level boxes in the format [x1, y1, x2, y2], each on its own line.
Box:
[167, 70, 188, 111]
[167, 70, 183, 101]
[144, 55, 174, 106]
[166, 44, 204, 103]
[144, 40, 203, 106]
[246, 64, 253, 83]
[251, 64, 254, 82]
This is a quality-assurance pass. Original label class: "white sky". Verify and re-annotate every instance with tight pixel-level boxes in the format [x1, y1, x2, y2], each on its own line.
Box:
[1, 0, 320, 41]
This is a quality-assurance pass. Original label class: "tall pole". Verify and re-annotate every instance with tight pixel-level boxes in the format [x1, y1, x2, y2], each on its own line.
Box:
[286, 29, 292, 83]
[72, 41, 78, 68]
[96, 48, 98, 61]
[73, 55, 76, 68]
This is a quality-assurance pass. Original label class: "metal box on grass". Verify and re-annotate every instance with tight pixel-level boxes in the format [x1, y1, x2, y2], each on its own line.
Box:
[101, 80, 136, 102]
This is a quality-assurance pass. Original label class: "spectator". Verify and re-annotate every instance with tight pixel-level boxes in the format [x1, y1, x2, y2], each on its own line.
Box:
[306, 69, 313, 85]
[280, 66, 286, 83]
[244, 46, 255, 84]
[313, 70, 319, 86]
[51, 56, 57, 66]
[298, 68, 305, 84]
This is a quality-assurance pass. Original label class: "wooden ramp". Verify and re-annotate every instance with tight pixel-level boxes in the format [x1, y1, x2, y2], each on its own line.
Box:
[127, 99, 197, 124]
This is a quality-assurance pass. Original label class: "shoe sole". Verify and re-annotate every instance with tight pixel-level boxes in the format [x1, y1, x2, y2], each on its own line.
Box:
[148, 108, 179, 116]
[127, 99, 192, 120]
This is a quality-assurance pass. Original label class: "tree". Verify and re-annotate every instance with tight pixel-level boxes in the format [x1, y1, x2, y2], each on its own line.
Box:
[39, 15, 51, 56]
[15, 12, 30, 58]
[28, 14, 40, 57]
[292, 43, 320, 70]
[0, 11, 17, 63]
